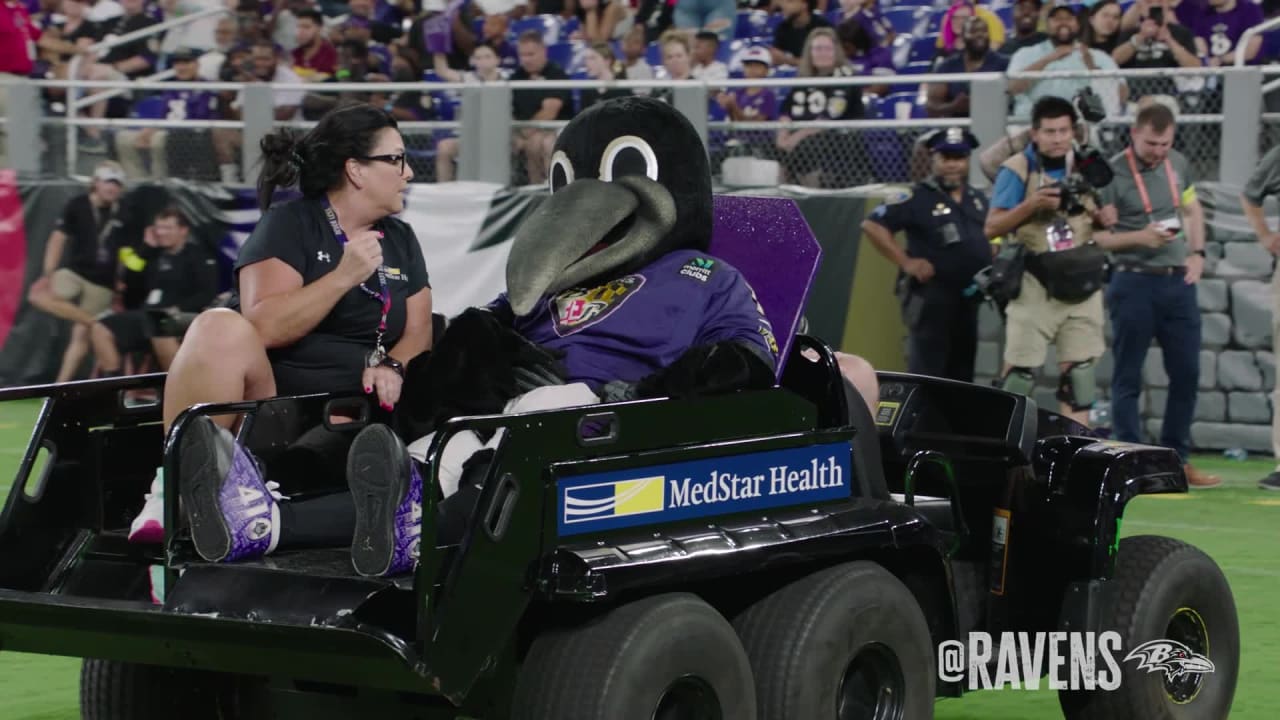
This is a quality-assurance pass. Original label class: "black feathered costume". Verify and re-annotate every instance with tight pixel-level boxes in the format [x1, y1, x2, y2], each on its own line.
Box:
[398, 97, 777, 445]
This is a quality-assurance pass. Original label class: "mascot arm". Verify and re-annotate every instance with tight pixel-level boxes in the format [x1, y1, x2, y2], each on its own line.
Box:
[396, 305, 567, 439]
[602, 340, 776, 402]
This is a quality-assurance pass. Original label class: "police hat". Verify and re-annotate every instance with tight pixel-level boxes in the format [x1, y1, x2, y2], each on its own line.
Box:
[925, 127, 980, 156]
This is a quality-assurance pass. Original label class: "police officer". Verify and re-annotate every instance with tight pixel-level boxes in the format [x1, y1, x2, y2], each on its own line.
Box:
[984, 95, 1110, 425]
[862, 127, 990, 381]
[1096, 101, 1218, 488]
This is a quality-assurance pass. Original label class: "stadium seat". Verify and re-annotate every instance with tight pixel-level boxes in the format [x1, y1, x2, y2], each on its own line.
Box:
[883, 8, 918, 34]
[735, 9, 771, 39]
[646, 41, 663, 67]
[901, 60, 933, 74]
[560, 16, 580, 42]
[546, 41, 578, 71]
[913, 6, 942, 35]
[130, 95, 168, 120]
[908, 34, 938, 63]
[878, 90, 927, 120]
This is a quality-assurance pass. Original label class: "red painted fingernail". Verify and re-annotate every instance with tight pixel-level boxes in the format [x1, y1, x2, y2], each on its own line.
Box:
[381, 403, 393, 410]
[364, 386, 372, 393]
[377, 231, 384, 238]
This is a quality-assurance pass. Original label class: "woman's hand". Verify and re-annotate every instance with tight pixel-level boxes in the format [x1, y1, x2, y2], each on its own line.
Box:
[363, 364, 403, 411]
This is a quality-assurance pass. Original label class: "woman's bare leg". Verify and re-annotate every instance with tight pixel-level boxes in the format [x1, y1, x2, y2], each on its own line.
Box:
[162, 309, 276, 432]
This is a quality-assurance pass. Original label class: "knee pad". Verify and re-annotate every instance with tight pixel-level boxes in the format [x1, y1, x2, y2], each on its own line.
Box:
[1000, 367, 1036, 396]
[1057, 360, 1097, 411]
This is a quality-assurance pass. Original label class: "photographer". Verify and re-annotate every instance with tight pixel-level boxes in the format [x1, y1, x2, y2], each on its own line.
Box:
[1095, 102, 1219, 487]
[984, 95, 1112, 425]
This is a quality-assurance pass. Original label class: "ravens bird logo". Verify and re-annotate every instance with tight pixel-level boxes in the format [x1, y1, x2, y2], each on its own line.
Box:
[1124, 639, 1216, 683]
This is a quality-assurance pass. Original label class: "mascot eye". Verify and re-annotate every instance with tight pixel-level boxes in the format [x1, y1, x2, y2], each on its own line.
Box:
[549, 150, 574, 193]
[599, 136, 659, 183]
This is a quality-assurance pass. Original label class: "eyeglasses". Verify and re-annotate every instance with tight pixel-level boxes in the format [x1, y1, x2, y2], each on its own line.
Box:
[361, 153, 407, 173]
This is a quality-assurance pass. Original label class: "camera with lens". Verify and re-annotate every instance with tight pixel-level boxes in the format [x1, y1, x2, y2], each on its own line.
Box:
[1052, 149, 1113, 215]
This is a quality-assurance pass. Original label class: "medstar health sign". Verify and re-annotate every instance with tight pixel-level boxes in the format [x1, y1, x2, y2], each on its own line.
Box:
[558, 443, 853, 536]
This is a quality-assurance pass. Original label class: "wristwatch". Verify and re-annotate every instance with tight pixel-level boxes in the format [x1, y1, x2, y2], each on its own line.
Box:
[379, 356, 405, 378]
[1191, 249, 1207, 257]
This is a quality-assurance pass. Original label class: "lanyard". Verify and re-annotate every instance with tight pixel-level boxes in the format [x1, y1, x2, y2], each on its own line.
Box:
[1124, 147, 1180, 218]
[320, 197, 391, 365]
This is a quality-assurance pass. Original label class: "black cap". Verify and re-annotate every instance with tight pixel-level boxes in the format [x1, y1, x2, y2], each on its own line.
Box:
[1047, 0, 1078, 18]
[925, 127, 980, 155]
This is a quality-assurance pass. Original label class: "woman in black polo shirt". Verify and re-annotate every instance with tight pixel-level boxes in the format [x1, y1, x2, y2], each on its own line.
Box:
[129, 104, 433, 547]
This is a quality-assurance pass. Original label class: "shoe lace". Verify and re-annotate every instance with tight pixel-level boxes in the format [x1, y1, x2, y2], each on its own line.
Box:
[264, 480, 287, 502]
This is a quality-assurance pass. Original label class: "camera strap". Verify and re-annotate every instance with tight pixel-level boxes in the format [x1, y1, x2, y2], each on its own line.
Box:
[1124, 147, 1179, 218]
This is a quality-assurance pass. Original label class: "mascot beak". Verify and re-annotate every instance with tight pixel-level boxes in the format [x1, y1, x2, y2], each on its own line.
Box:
[506, 175, 677, 316]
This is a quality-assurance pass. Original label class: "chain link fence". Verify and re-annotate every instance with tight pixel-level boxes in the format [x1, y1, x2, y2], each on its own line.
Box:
[710, 121, 941, 189]
[9, 70, 1253, 189]
[1261, 114, 1280, 157]
[1090, 116, 1223, 183]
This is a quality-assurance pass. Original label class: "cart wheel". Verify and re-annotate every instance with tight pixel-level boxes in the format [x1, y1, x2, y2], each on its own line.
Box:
[80, 659, 234, 720]
[513, 592, 756, 720]
[733, 561, 936, 720]
[1059, 535, 1239, 720]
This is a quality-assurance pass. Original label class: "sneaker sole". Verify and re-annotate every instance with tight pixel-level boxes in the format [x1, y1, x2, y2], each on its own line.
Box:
[348, 425, 411, 577]
[180, 416, 233, 562]
[1259, 482, 1280, 491]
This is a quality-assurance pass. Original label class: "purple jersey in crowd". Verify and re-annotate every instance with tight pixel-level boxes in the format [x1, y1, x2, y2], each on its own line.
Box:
[491, 250, 778, 391]
[158, 86, 219, 121]
[1193, 1, 1263, 62]
[730, 86, 778, 120]
[853, 6, 894, 47]
[848, 45, 894, 76]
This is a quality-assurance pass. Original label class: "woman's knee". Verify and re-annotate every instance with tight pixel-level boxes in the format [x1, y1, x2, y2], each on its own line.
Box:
[181, 309, 263, 356]
[836, 352, 879, 410]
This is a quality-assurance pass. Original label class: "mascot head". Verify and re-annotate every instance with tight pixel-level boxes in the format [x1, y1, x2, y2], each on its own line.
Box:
[505, 96, 713, 315]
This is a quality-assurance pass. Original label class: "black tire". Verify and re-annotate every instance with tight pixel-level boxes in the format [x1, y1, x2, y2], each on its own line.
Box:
[80, 659, 232, 720]
[512, 592, 756, 720]
[1059, 535, 1239, 720]
[733, 562, 936, 720]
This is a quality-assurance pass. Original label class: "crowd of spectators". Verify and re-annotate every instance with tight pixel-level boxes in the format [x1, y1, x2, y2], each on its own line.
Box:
[4, 0, 1280, 185]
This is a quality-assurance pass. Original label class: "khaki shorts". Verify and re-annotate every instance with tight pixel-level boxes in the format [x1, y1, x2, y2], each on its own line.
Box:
[50, 269, 113, 317]
[1004, 273, 1105, 367]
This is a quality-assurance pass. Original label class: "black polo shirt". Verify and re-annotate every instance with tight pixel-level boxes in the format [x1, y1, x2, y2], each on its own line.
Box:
[867, 180, 992, 291]
[142, 240, 220, 313]
[511, 61, 574, 121]
[98, 12, 158, 77]
[234, 197, 431, 396]
[772, 14, 832, 59]
[55, 193, 121, 288]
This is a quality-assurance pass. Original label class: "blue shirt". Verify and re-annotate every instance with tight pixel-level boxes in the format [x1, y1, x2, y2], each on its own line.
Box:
[991, 146, 1067, 209]
[492, 250, 777, 391]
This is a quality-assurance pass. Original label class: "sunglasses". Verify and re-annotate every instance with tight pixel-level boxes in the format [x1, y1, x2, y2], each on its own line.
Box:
[361, 153, 407, 173]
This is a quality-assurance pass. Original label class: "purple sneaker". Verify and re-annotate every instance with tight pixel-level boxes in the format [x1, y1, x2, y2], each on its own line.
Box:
[180, 415, 281, 563]
[347, 424, 423, 577]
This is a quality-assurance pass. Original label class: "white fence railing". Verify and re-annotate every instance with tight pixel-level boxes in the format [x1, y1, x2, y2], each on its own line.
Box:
[2, 66, 1269, 188]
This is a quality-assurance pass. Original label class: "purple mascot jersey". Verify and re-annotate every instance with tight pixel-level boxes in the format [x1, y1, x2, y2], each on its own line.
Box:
[492, 249, 778, 391]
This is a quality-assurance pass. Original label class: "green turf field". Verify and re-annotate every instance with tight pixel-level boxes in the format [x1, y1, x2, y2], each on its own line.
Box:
[0, 397, 1274, 719]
